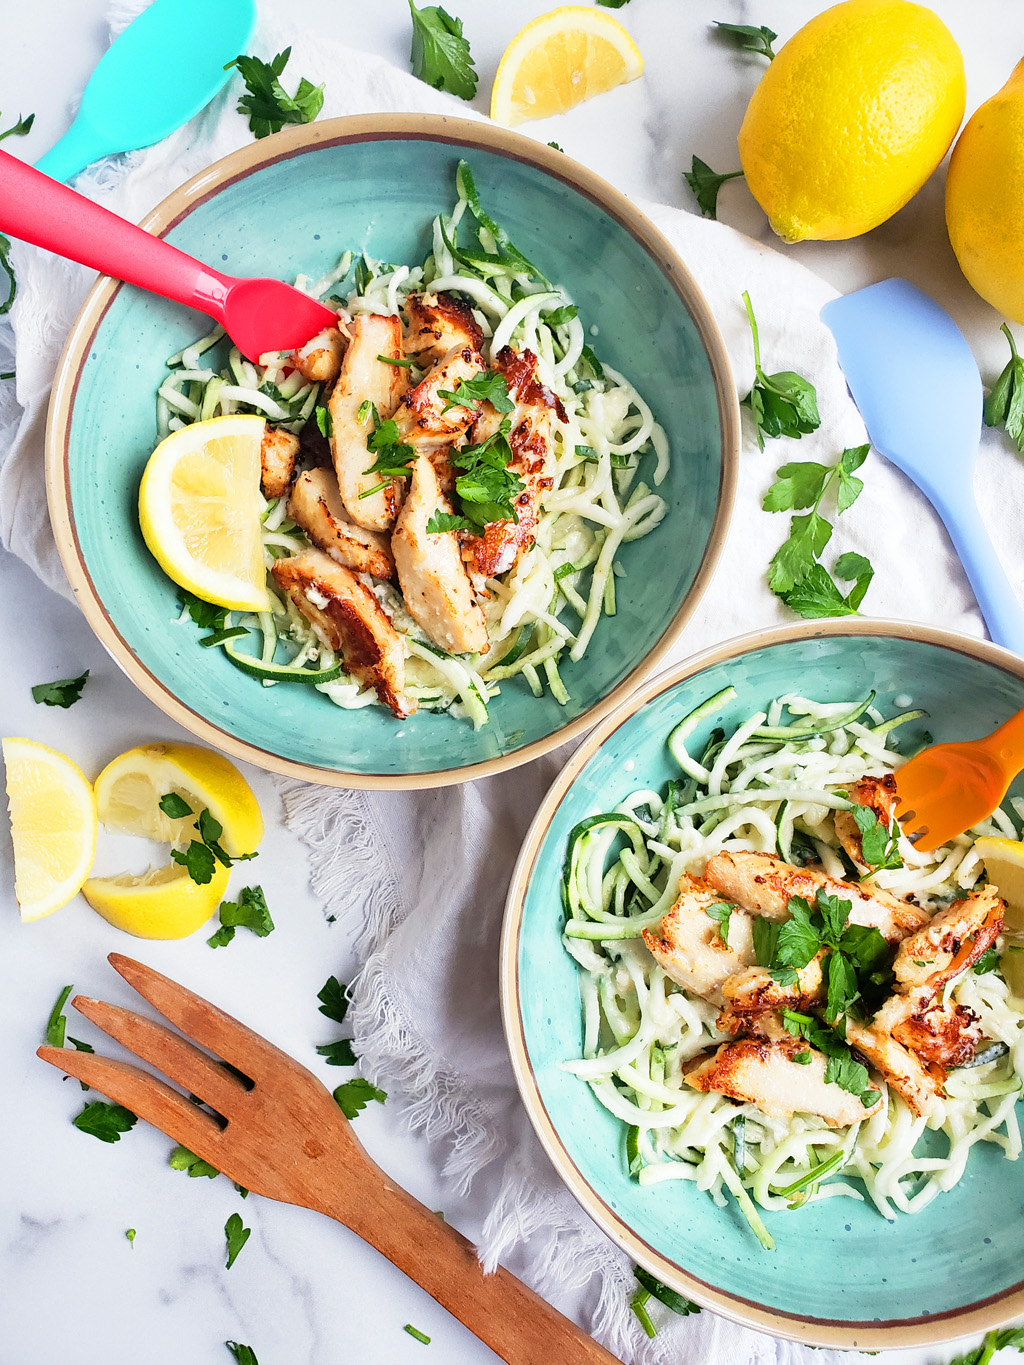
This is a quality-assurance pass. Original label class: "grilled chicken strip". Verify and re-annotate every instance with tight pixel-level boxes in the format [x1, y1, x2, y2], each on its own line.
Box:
[892, 889, 1004, 991]
[391, 455, 489, 655]
[641, 877, 754, 1006]
[288, 468, 395, 581]
[704, 850, 928, 941]
[834, 774, 899, 872]
[843, 1018, 940, 1117]
[403, 292, 483, 366]
[685, 1038, 883, 1126]
[291, 322, 348, 384]
[462, 348, 562, 579]
[722, 954, 827, 1016]
[329, 314, 408, 531]
[872, 985, 983, 1070]
[260, 426, 300, 500]
[393, 344, 485, 450]
[271, 549, 413, 719]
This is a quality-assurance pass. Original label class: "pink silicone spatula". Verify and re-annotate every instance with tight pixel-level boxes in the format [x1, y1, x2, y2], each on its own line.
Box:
[0, 150, 337, 360]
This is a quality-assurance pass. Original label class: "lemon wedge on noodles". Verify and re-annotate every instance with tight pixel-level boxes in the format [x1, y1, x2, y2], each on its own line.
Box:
[975, 837, 1024, 935]
[3, 738, 98, 921]
[490, 6, 643, 128]
[139, 413, 270, 611]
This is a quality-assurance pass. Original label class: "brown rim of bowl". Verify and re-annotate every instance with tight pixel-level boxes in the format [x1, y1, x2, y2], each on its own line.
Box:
[44, 113, 739, 791]
[500, 617, 1024, 1351]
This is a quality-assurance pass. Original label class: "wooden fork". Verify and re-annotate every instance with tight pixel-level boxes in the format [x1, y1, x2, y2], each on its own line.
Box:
[37, 954, 622, 1365]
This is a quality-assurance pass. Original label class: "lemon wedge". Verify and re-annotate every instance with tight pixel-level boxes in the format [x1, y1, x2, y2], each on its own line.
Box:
[490, 6, 643, 128]
[139, 413, 270, 611]
[94, 742, 263, 859]
[975, 837, 1024, 934]
[82, 862, 231, 939]
[3, 737, 98, 921]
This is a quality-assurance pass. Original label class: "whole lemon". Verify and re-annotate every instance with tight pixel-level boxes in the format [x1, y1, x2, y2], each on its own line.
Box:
[946, 59, 1024, 323]
[738, 0, 965, 243]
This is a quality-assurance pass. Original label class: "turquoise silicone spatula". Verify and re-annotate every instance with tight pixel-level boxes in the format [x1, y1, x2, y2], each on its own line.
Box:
[33, 0, 256, 183]
[821, 278, 1024, 656]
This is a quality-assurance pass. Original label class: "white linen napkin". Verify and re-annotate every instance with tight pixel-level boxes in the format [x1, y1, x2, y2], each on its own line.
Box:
[4, 4, 1024, 1363]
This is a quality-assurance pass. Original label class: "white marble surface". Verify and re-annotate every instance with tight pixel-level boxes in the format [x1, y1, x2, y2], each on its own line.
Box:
[3, 2, 1024, 1362]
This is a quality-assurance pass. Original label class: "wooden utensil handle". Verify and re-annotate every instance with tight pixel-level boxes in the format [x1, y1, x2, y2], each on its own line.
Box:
[317, 1175, 624, 1364]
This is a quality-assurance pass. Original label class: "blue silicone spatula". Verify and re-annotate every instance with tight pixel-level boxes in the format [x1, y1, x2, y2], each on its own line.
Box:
[33, 0, 256, 183]
[822, 278, 1024, 656]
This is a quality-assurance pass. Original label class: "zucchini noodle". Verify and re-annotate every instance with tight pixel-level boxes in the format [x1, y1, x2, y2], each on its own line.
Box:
[562, 691, 1024, 1241]
[157, 166, 669, 726]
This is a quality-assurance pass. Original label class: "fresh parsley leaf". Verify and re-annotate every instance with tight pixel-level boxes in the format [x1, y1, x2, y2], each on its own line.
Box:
[793, 1050, 812, 1064]
[825, 949, 859, 1024]
[0, 111, 35, 143]
[318, 976, 349, 1024]
[767, 513, 832, 595]
[409, 0, 478, 100]
[73, 1101, 137, 1143]
[713, 20, 778, 58]
[178, 590, 228, 631]
[333, 1077, 387, 1119]
[741, 292, 820, 449]
[171, 840, 218, 886]
[315, 405, 333, 438]
[597, 0, 630, 6]
[823, 1051, 877, 1107]
[840, 922, 889, 973]
[752, 916, 781, 967]
[169, 1144, 220, 1179]
[775, 896, 821, 969]
[224, 1212, 251, 1269]
[67, 1036, 94, 1053]
[704, 901, 733, 944]
[545, 304, 579, 327]
[31, 671, 89, 708]
[216, 886, 275, 941]
[45, 985, 74, 1048]
[852, 804, 903, 872]
[226, 48, 324, 139]
[633, 1266, 700, 1316]
[837, 444, 868, 513]
[225, 1345, 259, 1365]
[426, 510, 475, 534]
[404, 1325, 432, 1344]
[761, 461, 832, 512]
[207, 925, 236, 948]
[0, 234, 15, 316]
[779, 558, 874, 619]
[974, 946, 1000, 976]
[684, 155, 744, 219]
[317, 1039, 358, 1066]
[159, 791, 193, 819]
[125, 1228, 136, 1246]
[438, 370, 514, 414]
[984, 325, 1024, 453]
[547, 141, 564, 151]
[815, 888, 851, 944]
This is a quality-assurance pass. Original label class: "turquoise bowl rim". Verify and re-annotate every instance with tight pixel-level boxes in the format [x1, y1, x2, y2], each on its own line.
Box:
[500, 617, 1024, 1350]
[45, 113, 739, 790]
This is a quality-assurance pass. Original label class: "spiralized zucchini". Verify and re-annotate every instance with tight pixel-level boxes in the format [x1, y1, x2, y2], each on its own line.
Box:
[562, 692, 1024, 1241]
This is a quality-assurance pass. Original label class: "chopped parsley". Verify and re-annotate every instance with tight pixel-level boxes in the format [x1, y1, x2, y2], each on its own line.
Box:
[317, 975, 349, 1024]
[438, 370, 513, 415]
[974, 946, 1001, 976]
[224, 1212, 251, 1269]
[125, 1228, 136, 1246]
[178, 590, 228, 632]
[31, 671, 89, 708]
[983, 324, 1024, 453]
[45, 985, 74, 1047]
[207, 885, 275, 948]
[358, 411, 416, 498]
[0, 111, 34, 143]
[742, 291, 820, 449]
[949, 1327, 1024, 1365]
[704, 901, 733, 945]
[684, 155, 744, 220]
[545, 304, 579, 328]
[333, 1078, 387, 1120]
[404, 1325, 432, 1345]
[712, 20, 778, 59]
[409, 0, 477, 100]
[73, 1101, 137, 1143]
[226, 1346, 259, 1365]
[425, 417, 524, 535]
[169, 802, 257, 886]
[317, 1039, 358, 1067]
[169, 1144, 220, 1179]
[226, 49, 324, 139]
[0, 112, 33, 318]
[315, 405, 333, 438]
[853, 804, 902, 873]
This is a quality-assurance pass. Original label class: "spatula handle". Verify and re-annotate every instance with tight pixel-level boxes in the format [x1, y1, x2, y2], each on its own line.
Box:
[0, 149, 230, 317]
[321, 1177, 623, 1364]
[933, 488, 1024, 657]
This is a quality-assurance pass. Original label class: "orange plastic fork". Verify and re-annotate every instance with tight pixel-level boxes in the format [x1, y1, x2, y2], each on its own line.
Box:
[38, 954, 621, 1365]
[894, 706, 1024, 852]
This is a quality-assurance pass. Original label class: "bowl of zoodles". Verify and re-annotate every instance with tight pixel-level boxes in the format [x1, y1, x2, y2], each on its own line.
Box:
[46, 115, 737, 787]
[502, 619, 1024, 1348]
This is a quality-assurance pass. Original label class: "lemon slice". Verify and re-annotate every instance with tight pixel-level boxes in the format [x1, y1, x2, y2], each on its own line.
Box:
[3, 738, 98, 921]
[975, 837, 1024, 934]
[94, 742, 263, 858]
[490, 6, 643, 128]
[82, 862, 231, 940]
[139, 413, 271, 611]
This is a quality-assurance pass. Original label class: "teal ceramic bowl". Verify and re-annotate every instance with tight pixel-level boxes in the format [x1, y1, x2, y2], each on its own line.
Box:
[501, 620, 1024, 1349]
[47, 115, 737, 788]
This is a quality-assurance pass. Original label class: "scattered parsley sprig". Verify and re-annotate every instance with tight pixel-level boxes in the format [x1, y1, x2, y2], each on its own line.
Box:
[358, 406, 416, 500]
[704, 901, 733, 944]
[0, 110, 34, 322]
[409, 0, 477, 100]
[713, 20, 778, 59]
[684, 156, 744, 220]
[333, 1077, 387, 1120]
[226, 48, 324, 139]
[224, 1212, 251, 1269]
[207, 886, 275, 948]
[316, 976, 358, 1067]
[853, 805, 903, 874]
[226, 1345, 260, 1365]
[764, 446, 874, 619]
[31, 670, 89, 708]
[73, 1101, 137, 1144]
[742, 292, 820, 449]
[438, 370, 513, 415]
[164, 795, 257, 886]
[984, 323, 1024, 453]
[426, 416, 524, 535]
[950, 1328, 1024, 1365]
